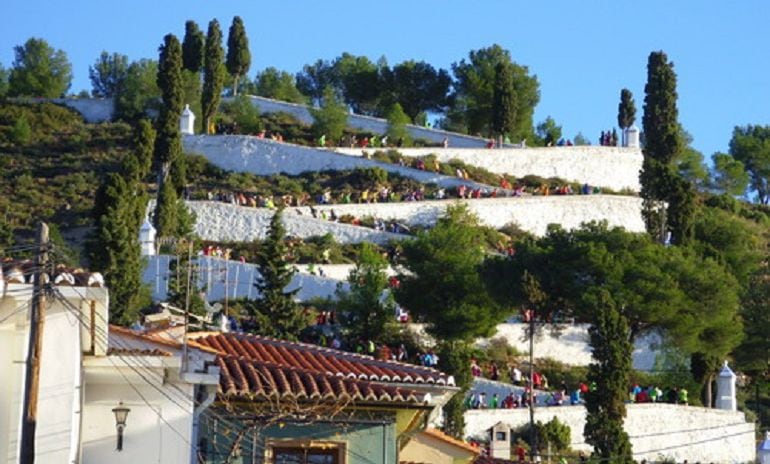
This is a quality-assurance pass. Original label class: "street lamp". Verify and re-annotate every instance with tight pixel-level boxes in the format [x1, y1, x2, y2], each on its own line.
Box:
[112, 402, 130, 451]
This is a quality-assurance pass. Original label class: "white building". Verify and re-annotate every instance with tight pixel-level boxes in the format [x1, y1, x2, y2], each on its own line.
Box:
[0, 262, 218, 464]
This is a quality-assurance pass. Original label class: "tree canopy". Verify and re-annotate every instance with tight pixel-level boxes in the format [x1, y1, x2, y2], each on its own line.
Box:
[617, 88, 636, 130]
[250, 67, 306, 103]
[310, 86, 348, 143]
[9, 38, 72, 98]
[447, 44, 539, 140]
[114, 59, 160, 121]
[225, 16, 251, 96]
[89, 51, 128, 98]
[728, 125, 770, 203]
[491, 62, 516, 140]
[202, 19, 225, 133]
[395, 204, 506, 342]
[484, 222, 743, 358]
[246, 209, 307, 340]
[182, 20, 205, 73]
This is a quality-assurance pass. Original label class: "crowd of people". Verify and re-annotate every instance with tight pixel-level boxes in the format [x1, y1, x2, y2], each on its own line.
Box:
[466, 359, 691, 410]
[599, 129, 619, 146]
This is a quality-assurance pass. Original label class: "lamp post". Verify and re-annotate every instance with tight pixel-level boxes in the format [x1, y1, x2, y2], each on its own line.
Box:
[112, 402, 130, 451]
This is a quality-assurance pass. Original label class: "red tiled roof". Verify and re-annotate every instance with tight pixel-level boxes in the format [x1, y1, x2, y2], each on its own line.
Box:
[422, 428, 480, 454]
[216, 355, 430, 404]
[190, 332, 454, 387]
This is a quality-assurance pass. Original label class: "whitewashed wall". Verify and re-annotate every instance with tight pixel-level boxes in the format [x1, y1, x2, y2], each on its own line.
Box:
[183, 135, 494, 190]
[243, 96, 490, 148]
[186, 201, 407, 244]
[52, 98, 115, 123]
[409, 323, 660, 371]
[143, 255, 348, 303]
[80, 381, 194, 464]
[187, 195, 645, 240]
[335, 146, 643, 192]
[464, 405, 755, 463]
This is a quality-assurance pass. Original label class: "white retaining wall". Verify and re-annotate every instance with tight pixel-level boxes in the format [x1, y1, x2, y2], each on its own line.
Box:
[291, 195, 646, 236]
[409, 323, 659, 371]
[186, 201, 407, 244]
[183, 135, 494, 190]
[464, 404, 755, 463]
[52, 98, 115, 122]
[336, 146, 643, 192]
[244, 95, 490, 148]
[142, 255, 347, 302]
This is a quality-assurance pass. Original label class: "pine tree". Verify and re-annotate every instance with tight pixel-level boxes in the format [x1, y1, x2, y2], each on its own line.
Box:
[310, 86, 348, 143]
[583, 291, 634, 463]
[335, 242, 393, 342]
[182, 20, 205, 73]
[202, 19, 224, 134]
[492, 62, 516, 141]
[226, 16, 251, 96]
[640, 51, 694, 245]
[247, 209, 307, 340]
[385, 102, 412, 146]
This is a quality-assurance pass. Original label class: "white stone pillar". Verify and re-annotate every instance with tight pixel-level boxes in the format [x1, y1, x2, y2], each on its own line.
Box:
[625, 126, 640, 148]
[139, 220, 156, 256]
[489, 422, 511, 460]
[180, 104, 195, 135]
[759, 431, 770, 464]
[715, 360, 737, 411]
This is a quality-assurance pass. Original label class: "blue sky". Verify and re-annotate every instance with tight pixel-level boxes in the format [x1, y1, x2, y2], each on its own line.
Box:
[3, 1, 768, 157]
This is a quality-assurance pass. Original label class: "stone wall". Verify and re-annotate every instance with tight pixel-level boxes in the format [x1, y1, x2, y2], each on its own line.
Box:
[464, 405, 755, 463]
[335, 146, 643, 192]
[183, 135, 494, 190]
[186, 201, 406, 244]
[293, 195, 645, 236]
[187, 196, 644, 240]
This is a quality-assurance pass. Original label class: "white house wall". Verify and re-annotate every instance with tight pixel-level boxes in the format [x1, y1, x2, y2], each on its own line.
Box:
[464, 404, 755, 463]
[80, 381, 194, 464]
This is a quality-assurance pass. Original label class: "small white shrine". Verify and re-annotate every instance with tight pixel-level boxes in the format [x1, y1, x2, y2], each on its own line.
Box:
[180, 104, 195, 135]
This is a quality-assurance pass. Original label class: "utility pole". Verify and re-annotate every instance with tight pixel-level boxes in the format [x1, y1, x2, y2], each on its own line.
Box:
[20, 222, 49, 464]
[528, 308, 537, 460]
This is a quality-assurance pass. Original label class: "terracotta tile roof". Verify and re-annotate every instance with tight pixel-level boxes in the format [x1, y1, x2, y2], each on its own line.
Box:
[1, 259, 104, 287]
[107, 347, 172, 357]
[109, 325, 220, 355]
[216, 355, 430, 404]
[422, 428, 481, 454]
[190, 332, 454, 387]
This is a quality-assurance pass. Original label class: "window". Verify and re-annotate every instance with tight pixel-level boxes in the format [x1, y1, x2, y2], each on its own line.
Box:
[269, 442, 345, 464]
[495, 431, 507, 441]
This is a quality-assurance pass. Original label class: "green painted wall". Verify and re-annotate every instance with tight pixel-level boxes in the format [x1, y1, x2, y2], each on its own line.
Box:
[199, 412, 398, 464]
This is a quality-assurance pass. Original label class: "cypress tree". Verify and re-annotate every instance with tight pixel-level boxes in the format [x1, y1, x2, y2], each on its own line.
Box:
[155, 179, 179, 237]
[583, 291, 634, 463]
[182, 20, 205, 73]
[154, 33, 184, 185]
[247, 209, 306, 340]
[202, 19, 224, 134]
[124, 119, 155, 182]
[640, 51, 693, 245]
[492, 62, 516, 142]
[226, 16, 251, 96]
[91, 164, 149, 325]
[617, 88, 636, 130]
